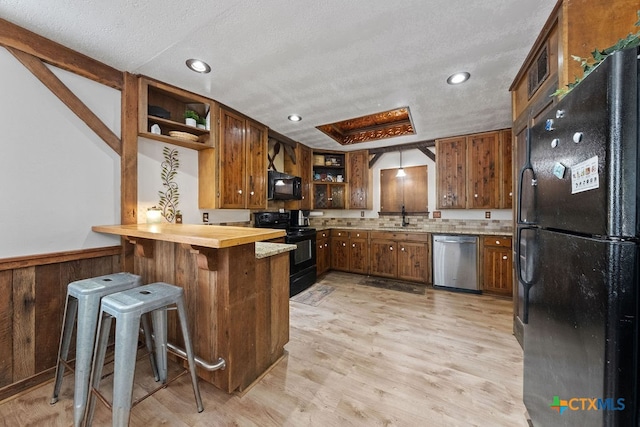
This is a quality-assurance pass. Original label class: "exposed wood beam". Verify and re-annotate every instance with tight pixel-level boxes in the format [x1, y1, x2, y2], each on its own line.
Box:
[121, 73, 138, 272]
[7, 47, 122, 155]
[268, 128, 298, 148]
[0, 18, 123, 90]
[368, 139, 435, 167]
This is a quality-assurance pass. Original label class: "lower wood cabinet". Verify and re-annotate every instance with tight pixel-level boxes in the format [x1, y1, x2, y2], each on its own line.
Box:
[482, 235, 513, 296]
[316, 231, 331, 276]
[330, 229, 369, 274]
[370, 231, 430, 283]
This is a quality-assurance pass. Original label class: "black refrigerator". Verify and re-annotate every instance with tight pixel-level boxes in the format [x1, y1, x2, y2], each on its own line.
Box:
[518, 46, 639, 426]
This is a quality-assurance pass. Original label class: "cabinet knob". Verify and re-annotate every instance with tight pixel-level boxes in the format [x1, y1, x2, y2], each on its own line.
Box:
[502, 255, 508, 260]
[509, 192, 513, 197]
[360, 197, 363, 200]
[238, 190, 243, 194]
[302, 195, 305, 199]
[342, 243, 346, 247]
[401, 247, 405, 251]
[356, 233, 360, 237]
[352, 244, 356, 248]
[474, 194, 478, 198]
[389, 246, 393, 251]
[324, 243, 328, 247]
[250, 191, 254, 195]
[328, 197, 333, 201]
[496, 240, 500, 245]
[443, 195, 447, 199]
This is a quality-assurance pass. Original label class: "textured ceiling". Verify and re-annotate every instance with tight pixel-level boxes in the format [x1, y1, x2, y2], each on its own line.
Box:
[0, 0, 557, 151]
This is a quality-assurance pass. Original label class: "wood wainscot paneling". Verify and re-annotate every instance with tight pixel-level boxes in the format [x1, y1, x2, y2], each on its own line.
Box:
[0, 246, 122, 401]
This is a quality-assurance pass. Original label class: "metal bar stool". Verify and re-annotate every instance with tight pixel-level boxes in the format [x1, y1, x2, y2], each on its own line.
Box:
[85, 282, 204, 427]
[50, 272, 158, 427]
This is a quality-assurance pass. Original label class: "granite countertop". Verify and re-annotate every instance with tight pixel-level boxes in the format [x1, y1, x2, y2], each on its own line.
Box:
[255, 242, 297, 259]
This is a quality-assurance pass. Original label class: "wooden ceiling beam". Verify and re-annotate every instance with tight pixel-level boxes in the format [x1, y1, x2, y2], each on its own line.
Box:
[8, 47, 122, 155]
[368, 139, 435, 167]
[0, 18, 123, 90]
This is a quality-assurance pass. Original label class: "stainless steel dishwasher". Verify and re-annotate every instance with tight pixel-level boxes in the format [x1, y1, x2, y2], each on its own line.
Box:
[432, 234, 479, 293]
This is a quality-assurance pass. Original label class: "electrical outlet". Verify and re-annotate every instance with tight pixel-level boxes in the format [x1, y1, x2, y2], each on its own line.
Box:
[432, 211, 441, 218]
[203, 212, 209, 222]
[360, 210, 365, 217]
[485, 211, 491, 219]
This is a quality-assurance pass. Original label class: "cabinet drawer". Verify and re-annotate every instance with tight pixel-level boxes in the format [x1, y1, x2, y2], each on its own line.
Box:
[398, 232, 430, 243]
[317, 230, 330, 239]
[331, 229, 350, 238]
[483, 236, 512, 248]
[349, 231, 368, 239]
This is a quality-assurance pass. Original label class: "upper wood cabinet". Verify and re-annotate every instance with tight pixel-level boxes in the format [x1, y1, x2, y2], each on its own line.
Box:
[436, 129, 511, 209]
[284, 143, 312, 210]
[380, 165, 428, 213]
[347, 150, 372, 210]
[199, 106, 267, 209]
[435, 136, 467, 209]
[138, 77, 216, 150]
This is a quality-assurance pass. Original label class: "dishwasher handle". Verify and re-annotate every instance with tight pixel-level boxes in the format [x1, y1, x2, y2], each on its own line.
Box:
[434, 236, 477, 244]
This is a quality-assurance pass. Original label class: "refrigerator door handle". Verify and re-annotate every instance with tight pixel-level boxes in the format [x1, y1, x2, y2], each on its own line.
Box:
[516, 225, 536, 324]
[517, 127, 537, 226]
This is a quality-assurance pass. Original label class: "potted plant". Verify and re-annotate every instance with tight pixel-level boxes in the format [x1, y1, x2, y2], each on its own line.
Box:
[184, 110, 199, 127]
[196, 115, 207, 130]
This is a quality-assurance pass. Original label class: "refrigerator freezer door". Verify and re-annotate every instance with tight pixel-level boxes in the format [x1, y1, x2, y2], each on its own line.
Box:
[529, 47, 638, 237]
[523, 229, 637, 427]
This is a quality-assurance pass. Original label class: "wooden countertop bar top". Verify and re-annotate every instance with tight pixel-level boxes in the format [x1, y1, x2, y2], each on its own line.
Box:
[92, 223, 285, 248]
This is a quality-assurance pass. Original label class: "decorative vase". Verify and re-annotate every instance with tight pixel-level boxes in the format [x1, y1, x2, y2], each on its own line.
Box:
[185, 118, 197, 127]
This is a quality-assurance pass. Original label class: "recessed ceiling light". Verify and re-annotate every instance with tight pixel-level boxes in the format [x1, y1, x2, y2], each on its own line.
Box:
[447, 72, 470, 85]
[186, 59, 211, 74]
[288, 114, 302, 122]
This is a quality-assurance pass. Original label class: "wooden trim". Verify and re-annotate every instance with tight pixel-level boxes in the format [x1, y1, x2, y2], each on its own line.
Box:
[0, 18, 123, 90]
[0, 246, 121, 271]
[0, 18, 122, 90]
[121, 72, 139, 272]
[0, 369, 54, 404]
[7, 47, 122, 155]
[368, 139, 435, 155]
[267, 128, 298, 148]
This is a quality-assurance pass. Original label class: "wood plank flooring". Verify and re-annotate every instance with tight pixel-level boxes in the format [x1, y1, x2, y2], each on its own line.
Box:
[0, 271, 527, 426]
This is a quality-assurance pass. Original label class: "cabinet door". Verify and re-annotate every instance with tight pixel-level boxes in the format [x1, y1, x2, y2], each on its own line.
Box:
[329, 184, 345, 209]
[317, 237, 330, 275]
[483, 237, 513, 296]
[313, 184, 329, 209]
[402, 165, 428, 213]
[245, 119, 267, 209]
[436, 136, 466, 208]
[397, 242, 428, 283]
[500, 129, 513, 209]
[467, 131, 500, 209]
[348, 150, 370, 209]
[370, 239, 397, 278]
[331, 236, 349, 271]
[219, 108, 246, 208]
[349, 237, 369, 274]
[379, 168, 402, 212]
[299, 145, 312, 210]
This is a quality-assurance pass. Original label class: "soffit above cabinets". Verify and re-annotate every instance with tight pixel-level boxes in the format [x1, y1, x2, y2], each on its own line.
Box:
[316, 107, 415, 145]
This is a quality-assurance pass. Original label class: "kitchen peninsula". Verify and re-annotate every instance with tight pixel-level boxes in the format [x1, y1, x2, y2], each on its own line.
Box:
[92, 223, 292, 393]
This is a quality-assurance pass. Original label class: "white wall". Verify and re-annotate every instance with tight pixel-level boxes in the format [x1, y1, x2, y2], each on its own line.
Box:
[0, 48, 122, 258]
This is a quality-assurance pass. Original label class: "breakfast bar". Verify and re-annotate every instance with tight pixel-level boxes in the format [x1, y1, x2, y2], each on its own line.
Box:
[91, 223, 292, 393]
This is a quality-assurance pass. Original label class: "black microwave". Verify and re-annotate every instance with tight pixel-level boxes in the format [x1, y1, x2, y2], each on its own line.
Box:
[268, 170, 302, 200]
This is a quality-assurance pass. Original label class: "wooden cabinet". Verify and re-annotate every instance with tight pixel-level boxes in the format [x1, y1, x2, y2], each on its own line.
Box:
[216, 107, 267, 209]
[284, 144, 312, 210]
[435, 136, 466, 209]
[436, 129, 510, 209]
[380, 165, 428, 213]
[482, 236, 513, 296]
[370, 231, 430, 283]
[316, 231, 331, 276]
[313, 183, 346, 209]
[139, 77, 216, 150]
[330, 230, 350, 271]
[398, 242, 429, 283]
[348, 231, 369, 274]
[347, 150, 372, 210]
[370, 238, 397, 278]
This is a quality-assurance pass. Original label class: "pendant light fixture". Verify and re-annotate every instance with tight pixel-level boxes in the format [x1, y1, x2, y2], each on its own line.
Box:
[396, 150, 406, 177]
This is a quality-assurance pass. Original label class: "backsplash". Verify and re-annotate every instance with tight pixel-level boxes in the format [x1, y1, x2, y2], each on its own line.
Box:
[310, 215, 513, 234]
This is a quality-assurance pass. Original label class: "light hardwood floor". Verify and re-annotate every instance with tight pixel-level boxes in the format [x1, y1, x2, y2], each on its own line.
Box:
[0, 271, 527, 426]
